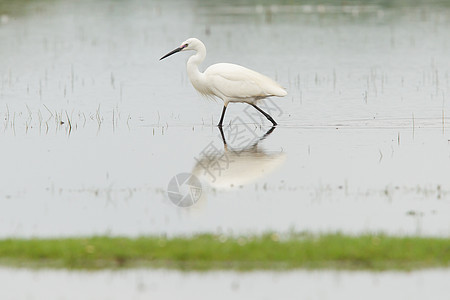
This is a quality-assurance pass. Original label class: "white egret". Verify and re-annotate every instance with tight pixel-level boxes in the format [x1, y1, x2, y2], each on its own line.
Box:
[160, 38, 287, 127]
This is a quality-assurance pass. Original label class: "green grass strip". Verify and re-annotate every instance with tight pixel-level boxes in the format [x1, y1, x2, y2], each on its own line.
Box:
[0, 233, 449, 270]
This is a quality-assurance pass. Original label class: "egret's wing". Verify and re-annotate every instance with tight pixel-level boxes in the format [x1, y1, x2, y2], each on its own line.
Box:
[205, 63, 286, 99]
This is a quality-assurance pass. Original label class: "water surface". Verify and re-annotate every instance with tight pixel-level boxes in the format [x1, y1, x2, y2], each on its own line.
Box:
[1, 267, 449, 300]
[1, 0, 450, 237]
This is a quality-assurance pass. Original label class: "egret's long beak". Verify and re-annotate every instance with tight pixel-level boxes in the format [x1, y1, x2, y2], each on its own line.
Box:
[159, 47, 183, 60]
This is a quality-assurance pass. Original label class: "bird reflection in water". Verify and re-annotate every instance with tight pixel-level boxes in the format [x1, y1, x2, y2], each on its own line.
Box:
[192, 126, 286, 190]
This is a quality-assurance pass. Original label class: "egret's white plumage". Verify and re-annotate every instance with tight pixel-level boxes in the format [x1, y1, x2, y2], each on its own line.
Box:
[204, 63, 287, 102]
[160, 38, 286, 126]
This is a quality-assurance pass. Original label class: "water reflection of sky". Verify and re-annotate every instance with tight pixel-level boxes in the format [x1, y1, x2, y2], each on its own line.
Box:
[1, 267, 450, 300]
[0, 0, 450, 237]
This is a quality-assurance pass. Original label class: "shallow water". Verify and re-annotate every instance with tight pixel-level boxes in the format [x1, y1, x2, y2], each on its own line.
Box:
[1, 267, 449, 300]
[1, 0, 450, 237]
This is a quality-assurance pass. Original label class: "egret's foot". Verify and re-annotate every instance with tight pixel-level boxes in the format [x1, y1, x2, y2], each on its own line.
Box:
[218, 126, 227, 147]
[263, 112, 277, 126]
[249, 103, 278, 127]
[217, 106, 227, 128]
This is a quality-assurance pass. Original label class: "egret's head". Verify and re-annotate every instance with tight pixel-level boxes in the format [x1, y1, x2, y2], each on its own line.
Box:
[179, 38, 202, 51]
[159, 38, 203, 60]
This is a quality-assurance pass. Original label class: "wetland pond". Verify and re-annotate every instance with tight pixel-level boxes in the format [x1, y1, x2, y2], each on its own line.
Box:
[1, 267, 450, 300]
[1, 0, 449, 238]
[0, 0, 450, 297]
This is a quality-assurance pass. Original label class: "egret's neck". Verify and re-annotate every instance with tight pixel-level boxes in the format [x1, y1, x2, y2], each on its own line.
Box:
[186, 42, 206, 84]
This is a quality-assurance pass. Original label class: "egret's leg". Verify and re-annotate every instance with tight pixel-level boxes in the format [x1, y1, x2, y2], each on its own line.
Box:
[218, 126, 227, 147]
[249, 103, 277, 126]
[218, 105, 227, 127]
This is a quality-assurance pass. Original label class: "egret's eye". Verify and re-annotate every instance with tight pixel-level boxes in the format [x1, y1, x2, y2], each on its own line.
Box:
[183, 43, 188, 48]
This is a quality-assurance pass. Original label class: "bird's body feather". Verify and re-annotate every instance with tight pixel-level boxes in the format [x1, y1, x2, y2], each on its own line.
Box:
[202, 63, 287, 104]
